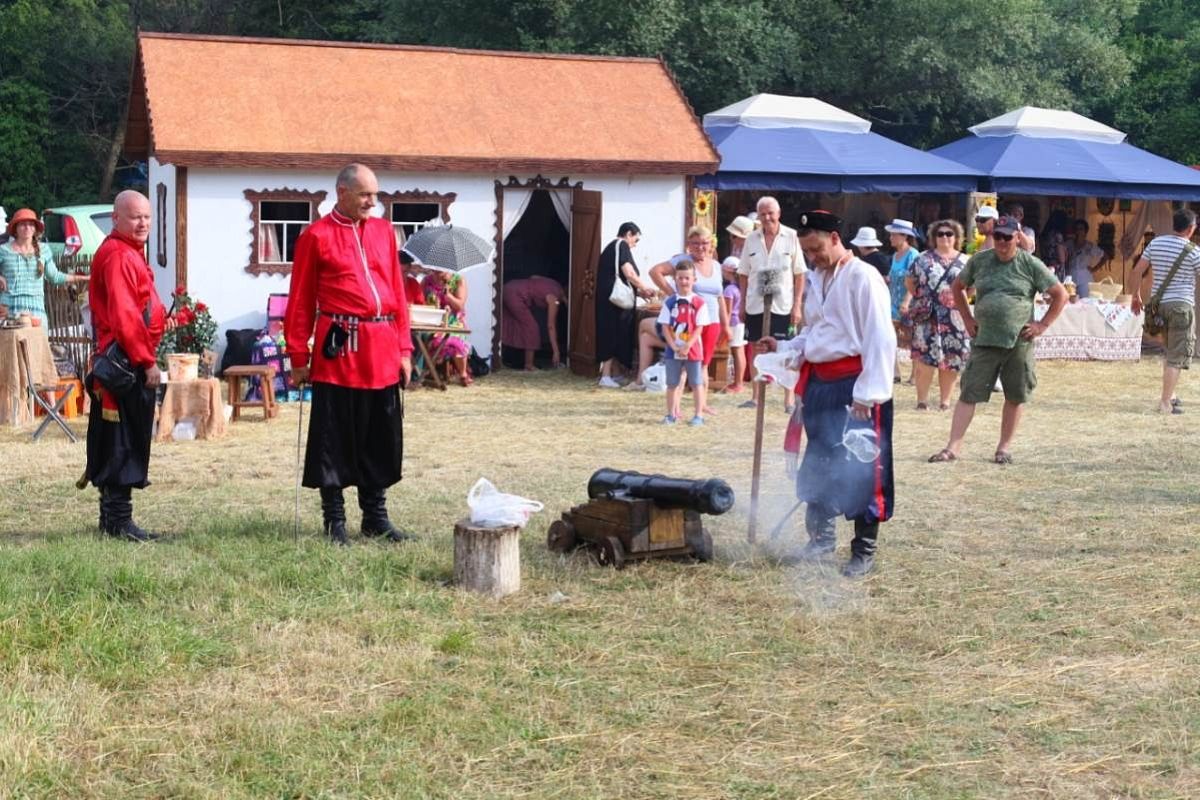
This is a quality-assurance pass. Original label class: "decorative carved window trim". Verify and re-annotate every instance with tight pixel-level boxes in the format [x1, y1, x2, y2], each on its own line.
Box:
[155, 183, 168, 267]
[243, 188, 327, 276]
[379, 189, 457, 222]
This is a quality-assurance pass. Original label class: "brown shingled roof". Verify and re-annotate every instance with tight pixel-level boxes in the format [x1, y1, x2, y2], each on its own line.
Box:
[126, 32, 718, 175]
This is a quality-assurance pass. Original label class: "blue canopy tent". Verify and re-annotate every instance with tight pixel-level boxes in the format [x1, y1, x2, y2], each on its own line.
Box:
[695, 94, 982, 194]
[932, 107, 1200, 201]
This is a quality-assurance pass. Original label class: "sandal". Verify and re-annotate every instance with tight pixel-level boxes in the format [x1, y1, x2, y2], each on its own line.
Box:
[938, 403, 951, 411]
[1171, 397, 1183, 408]
[993, 451, 1013, 465]
[915, 402, 929, 411]
[928, 449, 957, 463]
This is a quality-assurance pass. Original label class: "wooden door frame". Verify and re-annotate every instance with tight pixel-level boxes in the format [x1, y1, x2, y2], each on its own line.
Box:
[491, 175, 583, 366]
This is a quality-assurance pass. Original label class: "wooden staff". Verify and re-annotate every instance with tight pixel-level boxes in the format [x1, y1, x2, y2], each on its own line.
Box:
[747, 270, 782, 544]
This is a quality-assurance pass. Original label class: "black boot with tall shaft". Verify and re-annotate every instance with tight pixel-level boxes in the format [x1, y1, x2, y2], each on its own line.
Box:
[321, 487, 349, 546]
[103, 486, 159, 542]
[843, 519, 878, 577]
[359, 487, 414, 543]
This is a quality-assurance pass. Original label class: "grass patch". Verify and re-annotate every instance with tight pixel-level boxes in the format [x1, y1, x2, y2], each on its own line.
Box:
[1, 361, 1198, 797]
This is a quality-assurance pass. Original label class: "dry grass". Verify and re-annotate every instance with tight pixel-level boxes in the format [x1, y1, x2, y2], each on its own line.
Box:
[1, 358, 1198, 799]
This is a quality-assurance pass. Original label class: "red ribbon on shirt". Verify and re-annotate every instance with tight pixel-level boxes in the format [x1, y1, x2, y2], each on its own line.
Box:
[783, 355, 863, 454]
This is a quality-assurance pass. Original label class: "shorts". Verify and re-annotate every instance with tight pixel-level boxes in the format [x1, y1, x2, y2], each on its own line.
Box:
[959, 342, 1036, 405]
[745, 311, 792, 343]
[700, 323, 720, 365]
[729, 323, 746, 348]
[665, 358, 704, 388]
[1162, 301, 1195, 369]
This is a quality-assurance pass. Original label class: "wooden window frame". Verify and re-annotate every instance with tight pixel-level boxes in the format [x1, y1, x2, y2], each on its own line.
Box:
[243, 188, 327, 276]
[380, 189, 456, 243]
[155, 183, 168, 267]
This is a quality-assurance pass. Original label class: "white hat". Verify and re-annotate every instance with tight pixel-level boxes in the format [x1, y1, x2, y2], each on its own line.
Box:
[975, 205, 999, 221]
[725, 215, 755, 239]
[884, 218, 918, 238]
[849, 226, 883, 248]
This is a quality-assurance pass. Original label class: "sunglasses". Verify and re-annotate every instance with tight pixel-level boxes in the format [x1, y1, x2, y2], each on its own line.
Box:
[993, 232, 1015, 242]
[974, 217, 991, 223]
[685, 240, 710, 247]
[935, 230, 956, 238]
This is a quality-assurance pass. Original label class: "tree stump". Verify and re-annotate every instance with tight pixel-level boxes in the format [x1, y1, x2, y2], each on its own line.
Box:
[453, 519, 521, 598]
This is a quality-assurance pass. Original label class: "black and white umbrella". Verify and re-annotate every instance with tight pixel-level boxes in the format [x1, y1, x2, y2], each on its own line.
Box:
[401, 224, 494, 273]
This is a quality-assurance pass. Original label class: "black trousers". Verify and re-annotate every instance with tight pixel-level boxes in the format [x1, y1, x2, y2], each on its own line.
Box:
[86, 380, 155, 489]
[303, 381, 404, 490]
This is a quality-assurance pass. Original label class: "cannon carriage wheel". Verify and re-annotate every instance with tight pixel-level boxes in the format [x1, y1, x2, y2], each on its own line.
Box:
[595, 536, 626, 569]
[546, 520, 577, 553]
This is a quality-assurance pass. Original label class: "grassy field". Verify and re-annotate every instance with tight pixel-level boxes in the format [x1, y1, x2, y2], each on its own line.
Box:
[1, 359, 1197, 799]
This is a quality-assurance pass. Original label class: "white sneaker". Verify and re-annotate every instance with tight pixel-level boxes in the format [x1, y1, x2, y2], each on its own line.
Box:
[598, 376, 621, 389]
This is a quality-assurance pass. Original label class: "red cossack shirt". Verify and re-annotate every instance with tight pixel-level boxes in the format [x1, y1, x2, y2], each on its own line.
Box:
[89, 231, 165, 369]
[285, 209, 413, 389]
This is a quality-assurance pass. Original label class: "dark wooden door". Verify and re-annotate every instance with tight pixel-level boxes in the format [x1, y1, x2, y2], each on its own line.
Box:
[569, 188, 602, 376]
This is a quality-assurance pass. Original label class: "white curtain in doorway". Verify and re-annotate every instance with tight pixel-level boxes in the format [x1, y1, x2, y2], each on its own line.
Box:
[502, 189, 533, 238]
[547, 190, 571, 231]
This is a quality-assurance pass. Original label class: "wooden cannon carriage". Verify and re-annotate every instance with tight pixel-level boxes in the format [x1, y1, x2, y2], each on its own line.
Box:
[546, 469, 734, 568]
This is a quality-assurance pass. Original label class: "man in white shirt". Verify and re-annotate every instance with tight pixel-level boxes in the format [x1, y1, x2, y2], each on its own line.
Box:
[1065, 219, 1106, 298]
[758, 210, 896, 577]
[1131, 208, 1200, 414]
[737, 196, 806, 411]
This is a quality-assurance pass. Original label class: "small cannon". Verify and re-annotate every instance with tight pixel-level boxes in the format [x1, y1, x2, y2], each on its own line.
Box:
[547, 469, 734, 568]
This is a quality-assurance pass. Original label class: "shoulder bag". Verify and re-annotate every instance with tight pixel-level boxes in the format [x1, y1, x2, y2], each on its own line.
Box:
[608, 239, 636, 310]
[1143, 242, 1196, 337]
[906, 255, 955, 324]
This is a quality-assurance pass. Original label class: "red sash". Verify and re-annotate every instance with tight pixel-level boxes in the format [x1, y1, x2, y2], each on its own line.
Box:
[783, 355, 863, 454]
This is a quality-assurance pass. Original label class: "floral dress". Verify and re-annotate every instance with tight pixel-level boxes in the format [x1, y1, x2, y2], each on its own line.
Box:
[422, 274, 470, 360]
[908, 251, 970, 371]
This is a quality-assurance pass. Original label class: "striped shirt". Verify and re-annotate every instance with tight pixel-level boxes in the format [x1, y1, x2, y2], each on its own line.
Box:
[1143, 235, 1200, 305]
[0, 244, 67, 325]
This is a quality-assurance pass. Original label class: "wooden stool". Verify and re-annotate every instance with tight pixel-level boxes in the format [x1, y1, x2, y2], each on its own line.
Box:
[224, 365, 278, 422]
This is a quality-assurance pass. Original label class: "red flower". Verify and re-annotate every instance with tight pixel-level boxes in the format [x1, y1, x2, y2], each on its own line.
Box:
[176, 307, 194, 326]
[195, 302, 208, 313]
[174, 285, 186, 296]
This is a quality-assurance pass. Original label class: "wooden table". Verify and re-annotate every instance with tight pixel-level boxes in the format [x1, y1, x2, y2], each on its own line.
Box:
[411, 324, 472, 390]
[0, 324, 58, 427]
[156, 377, 226, 441]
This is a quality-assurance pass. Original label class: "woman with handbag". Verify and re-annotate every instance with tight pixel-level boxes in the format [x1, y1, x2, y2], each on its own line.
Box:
[594, 221, 655, 388]
[902, 220, 970, 410]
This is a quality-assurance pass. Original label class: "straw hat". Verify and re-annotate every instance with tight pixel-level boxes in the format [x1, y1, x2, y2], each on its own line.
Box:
[6, 208, 43, 237]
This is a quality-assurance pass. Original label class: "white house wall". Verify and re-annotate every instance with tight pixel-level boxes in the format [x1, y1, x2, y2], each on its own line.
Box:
[166, 167, 686, 359]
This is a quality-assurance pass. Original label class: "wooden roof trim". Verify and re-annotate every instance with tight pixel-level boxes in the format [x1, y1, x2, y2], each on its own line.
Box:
[137, 31, 663, 65]
[152, 150, 718, 176]
[124, 38, 152, 161]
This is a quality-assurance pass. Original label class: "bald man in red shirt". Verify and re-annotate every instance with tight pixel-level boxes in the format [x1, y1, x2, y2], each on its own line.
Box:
[286, 163, 413, 546]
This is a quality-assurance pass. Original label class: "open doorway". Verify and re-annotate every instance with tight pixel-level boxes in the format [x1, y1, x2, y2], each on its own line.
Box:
[500, 189, 570, 369]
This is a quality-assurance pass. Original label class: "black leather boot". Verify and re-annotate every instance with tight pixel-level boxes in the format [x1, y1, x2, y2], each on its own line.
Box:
[843, 519, 878, 577]
[359, 487, 414, 543]
[796, 504, 837, 560]
[97, 487, 108, 533]
[321, 487, 349, 546]
[103, 487, 159, 542]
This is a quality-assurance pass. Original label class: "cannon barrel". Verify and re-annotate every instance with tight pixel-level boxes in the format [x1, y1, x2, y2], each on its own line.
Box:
[587, 469, 735, 515]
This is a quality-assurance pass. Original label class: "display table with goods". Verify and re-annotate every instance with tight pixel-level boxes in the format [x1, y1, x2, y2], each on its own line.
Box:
[155, 287, 227, 440]
[1033, 298, 1143, 361]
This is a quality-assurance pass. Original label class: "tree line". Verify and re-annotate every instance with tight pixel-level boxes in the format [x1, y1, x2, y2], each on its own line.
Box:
[0, 0, 1196, 212]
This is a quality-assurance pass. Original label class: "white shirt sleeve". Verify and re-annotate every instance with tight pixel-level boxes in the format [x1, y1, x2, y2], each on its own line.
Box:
[777, 332, 806, 357]
[791, 232, 807, 274]
[656, 303, 671, 326]
[851, 268, 898, 405]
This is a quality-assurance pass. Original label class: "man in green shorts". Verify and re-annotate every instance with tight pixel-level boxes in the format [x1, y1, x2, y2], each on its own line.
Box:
[929, 215, 1068, 464]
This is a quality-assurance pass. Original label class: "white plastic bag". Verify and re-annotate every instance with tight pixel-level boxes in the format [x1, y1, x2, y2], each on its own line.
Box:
[172, 418, 198, 441]
[641, 362, 667, 393]
[467, 478, 544, 529]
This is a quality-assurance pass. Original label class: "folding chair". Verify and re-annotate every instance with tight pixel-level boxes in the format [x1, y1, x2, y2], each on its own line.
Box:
[18, 340, 78, 443]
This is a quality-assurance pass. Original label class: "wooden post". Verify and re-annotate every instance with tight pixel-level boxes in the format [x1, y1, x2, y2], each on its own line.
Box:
[454, 519, 521, 598]
[747, 297, 773, 545]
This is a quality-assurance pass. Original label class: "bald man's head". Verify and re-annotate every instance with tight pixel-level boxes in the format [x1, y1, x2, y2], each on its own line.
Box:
[113, 190, 152, 245]
[335, 163, 379, 222]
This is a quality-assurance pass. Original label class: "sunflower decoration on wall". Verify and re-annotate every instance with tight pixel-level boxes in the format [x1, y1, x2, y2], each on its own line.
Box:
[693, 191, 714, 219]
